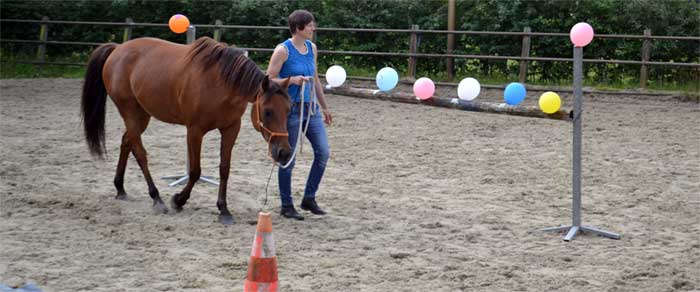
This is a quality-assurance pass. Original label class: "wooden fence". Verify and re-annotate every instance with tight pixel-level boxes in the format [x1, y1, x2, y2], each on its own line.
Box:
[1, 17, 699, 89]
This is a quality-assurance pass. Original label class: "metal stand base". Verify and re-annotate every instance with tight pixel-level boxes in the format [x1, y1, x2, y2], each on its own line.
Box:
[539, 47, 620, 242]
[541, 225, 620, 241]
[162, 174, 219, 187]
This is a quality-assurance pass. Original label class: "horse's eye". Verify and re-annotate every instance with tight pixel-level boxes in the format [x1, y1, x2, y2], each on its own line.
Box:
[264, 109, 273, 118]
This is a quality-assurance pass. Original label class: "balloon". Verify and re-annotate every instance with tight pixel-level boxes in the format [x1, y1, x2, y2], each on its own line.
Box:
[376, 67, 399, 91]
[325, 65, 346, 87]
[570, 22, 594, 47]
[504, 82, 526, 105]
[457, 77, 480, 101]
[169, 14, 190, 34]
[539, 91, 561, 114]
[413, 77, 435, 100]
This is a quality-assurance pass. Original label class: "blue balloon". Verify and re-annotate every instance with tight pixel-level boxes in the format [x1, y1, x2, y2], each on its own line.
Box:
[504, 82, 527, 105]
[376, 67, 399, 91]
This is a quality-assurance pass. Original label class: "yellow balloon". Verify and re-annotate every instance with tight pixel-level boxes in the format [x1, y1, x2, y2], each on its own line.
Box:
[539, 91, 561, 114]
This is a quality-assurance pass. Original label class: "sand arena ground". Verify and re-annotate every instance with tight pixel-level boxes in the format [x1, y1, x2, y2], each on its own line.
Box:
[1, 78, 698, 291]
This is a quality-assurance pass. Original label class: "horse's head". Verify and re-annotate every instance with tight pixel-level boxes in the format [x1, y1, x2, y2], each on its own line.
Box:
[252, 76, 292, 164]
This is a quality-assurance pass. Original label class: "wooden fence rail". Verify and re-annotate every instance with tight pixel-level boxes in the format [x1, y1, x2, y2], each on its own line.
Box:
[1, 18, 699, 89]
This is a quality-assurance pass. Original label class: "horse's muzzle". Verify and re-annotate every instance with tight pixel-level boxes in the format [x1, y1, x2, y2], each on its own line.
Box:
[271, 143, 291, 164]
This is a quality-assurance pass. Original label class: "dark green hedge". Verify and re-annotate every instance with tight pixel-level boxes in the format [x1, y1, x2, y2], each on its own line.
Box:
[2, 0, 698, 86]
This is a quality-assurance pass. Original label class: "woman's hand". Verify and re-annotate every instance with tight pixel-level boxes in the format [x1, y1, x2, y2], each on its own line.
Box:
[289, 75, 312, 86]
[322, 108, 333, 126]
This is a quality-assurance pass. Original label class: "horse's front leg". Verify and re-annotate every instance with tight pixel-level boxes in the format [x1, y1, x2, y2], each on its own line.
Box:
[216, 123, 241, 225]
[171, 127, 203, 212]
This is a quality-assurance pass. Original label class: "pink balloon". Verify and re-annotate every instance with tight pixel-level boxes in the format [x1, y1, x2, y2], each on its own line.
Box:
[413, 77, 435, 100]
[570, 22, 594, 47]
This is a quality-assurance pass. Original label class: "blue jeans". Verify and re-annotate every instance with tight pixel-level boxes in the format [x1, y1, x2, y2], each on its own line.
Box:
[278, 102, 330, 207]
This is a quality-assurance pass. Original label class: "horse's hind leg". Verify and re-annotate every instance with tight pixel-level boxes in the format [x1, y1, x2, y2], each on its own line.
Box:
[132, 135, 168, 214]
[114, 132, 131, 200]
[118, 103, 168, 214]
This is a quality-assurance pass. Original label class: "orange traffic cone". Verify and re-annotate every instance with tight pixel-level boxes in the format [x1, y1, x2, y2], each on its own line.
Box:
[244, 212, 278, 292]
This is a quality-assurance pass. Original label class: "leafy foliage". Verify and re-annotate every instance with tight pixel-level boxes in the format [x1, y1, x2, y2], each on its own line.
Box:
[1, 0, 698, 88]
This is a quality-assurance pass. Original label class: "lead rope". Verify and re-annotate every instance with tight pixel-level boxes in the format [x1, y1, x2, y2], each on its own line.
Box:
[300, 79, 317, 154]
[261, 162, 276, 212]
[261, 78, 316, 210]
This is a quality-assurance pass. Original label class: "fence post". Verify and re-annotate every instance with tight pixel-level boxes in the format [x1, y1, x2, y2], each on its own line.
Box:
[640, 29, 652, 89]
[407, 24, 420, 81]
[213, 19, 222, 41]
[36, 16, 49, 69]
[518, 27, 531, 84]
[122, 17, 133, 43]
[446, 0, 456, 81]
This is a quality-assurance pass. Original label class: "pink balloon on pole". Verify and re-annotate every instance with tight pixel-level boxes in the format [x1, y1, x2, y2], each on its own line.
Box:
[413, 77, 435, 100]
[570, 22, 594, 47]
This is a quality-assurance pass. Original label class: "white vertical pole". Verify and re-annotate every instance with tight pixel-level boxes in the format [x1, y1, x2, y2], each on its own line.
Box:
[186, 25, 195, 44]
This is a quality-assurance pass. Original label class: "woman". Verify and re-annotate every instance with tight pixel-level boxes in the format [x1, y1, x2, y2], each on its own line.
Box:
[267, 9, 332, 220]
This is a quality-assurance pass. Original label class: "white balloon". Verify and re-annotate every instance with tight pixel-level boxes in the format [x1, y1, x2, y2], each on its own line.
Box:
[325, 65, 346, 87]
[457, 77, 480, 101]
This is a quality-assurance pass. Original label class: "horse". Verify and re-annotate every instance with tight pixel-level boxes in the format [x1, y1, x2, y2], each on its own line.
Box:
[81, 37, 292, 224]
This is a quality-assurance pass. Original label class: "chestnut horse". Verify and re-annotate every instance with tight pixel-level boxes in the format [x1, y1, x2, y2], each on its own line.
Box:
[81, 37, 291, 224]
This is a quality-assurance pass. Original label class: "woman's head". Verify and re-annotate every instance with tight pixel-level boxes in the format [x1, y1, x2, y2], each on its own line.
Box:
[288, 10, 315, 35]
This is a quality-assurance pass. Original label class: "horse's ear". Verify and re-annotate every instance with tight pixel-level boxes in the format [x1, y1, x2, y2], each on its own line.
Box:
[262, 75, 271, 92]
[282, 77, 291, 89]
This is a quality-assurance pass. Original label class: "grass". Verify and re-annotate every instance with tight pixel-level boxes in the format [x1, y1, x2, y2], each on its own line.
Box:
[0, 62, 85, 79]
[1, 50, 87, 79]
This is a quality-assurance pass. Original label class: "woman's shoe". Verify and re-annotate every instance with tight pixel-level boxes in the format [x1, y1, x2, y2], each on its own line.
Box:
[300, 198, 327, 215]
[280, 205, 304, 220]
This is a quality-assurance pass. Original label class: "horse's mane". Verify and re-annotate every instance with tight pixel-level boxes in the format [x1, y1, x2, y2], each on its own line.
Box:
[185, 37, 264, 98]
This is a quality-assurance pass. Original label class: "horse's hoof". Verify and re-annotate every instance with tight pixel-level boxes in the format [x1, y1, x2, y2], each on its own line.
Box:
[170, 196, 183, 213]
[218, 214, 235, 225]
[115, 192, 128, 201]
[153, 202, 169, 214]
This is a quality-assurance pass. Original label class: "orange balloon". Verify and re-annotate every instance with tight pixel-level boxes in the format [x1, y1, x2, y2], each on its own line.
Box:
[169, 14, 190, 34]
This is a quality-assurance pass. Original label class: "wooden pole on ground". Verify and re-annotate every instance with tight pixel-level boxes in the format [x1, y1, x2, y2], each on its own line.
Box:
[324, 86, 571, 121]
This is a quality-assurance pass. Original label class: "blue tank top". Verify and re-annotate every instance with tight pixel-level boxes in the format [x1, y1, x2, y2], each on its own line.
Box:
[278, 39, 315, 103]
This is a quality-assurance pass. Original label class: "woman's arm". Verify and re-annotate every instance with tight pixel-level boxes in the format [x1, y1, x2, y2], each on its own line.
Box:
[267, 44, 308, 86]
[312, 42, 332, 125]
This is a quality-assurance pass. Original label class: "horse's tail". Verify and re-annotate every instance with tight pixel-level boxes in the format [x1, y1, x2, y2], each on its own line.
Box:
[81, 42, 117, 159]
